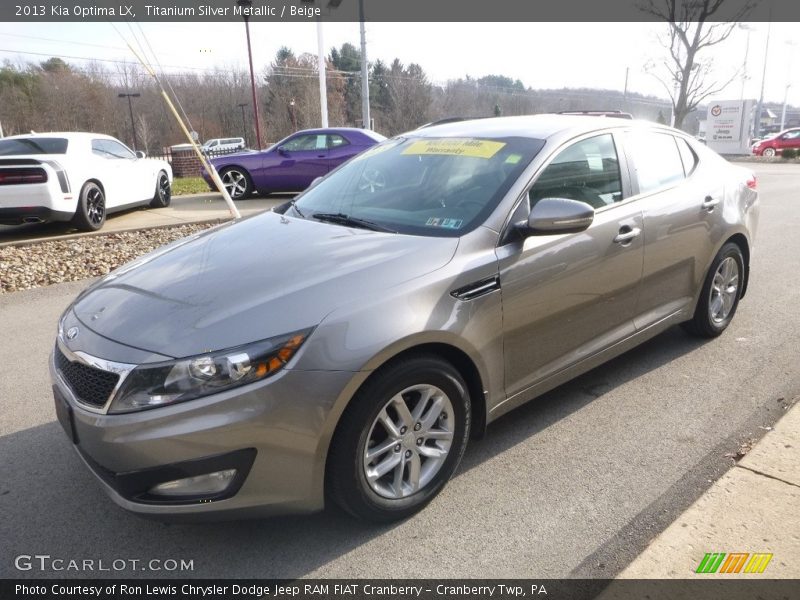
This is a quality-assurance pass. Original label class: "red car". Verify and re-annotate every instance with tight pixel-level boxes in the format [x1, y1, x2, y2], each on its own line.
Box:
[752, 128, 800, 157]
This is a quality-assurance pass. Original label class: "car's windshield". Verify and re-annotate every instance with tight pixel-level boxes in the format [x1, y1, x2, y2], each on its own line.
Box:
[0, 137, 68, 155]
[291, 135, 544, 237]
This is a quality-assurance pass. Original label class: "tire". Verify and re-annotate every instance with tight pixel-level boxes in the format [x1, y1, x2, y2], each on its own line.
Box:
[327, 355, 471, 522]
[219, 167, 253, 200]
[762, 147, 776, 157]
[149, 171, 171, 208]
[72, 182, 106, 231]
[682, 242, 745, 338]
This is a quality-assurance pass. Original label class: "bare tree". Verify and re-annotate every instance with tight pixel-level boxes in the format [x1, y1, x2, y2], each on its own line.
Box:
[640, 0, 755, 129]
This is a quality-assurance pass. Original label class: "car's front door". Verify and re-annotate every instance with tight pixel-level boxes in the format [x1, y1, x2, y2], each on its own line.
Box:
[326, 133, 357, 170]
[269, 133, 330, 190]
[497, 132, 644, 401]
[777, 130, 800, 152]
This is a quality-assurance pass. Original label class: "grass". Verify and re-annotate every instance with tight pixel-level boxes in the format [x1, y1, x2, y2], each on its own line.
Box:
[171, 177, 214, 196]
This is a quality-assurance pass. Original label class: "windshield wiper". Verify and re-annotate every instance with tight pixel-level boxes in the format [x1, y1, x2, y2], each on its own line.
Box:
[312, 212, 397, 233]
[289, 200, 305, 218]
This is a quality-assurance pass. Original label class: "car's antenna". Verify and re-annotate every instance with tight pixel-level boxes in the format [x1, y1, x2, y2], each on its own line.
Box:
[110, 23, 241, 220]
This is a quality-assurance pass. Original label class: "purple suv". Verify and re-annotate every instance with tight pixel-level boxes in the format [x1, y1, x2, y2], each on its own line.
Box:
[201, 127, 386, 198]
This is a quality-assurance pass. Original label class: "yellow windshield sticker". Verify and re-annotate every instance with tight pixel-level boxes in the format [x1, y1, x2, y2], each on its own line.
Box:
[402, 139, 506, 159]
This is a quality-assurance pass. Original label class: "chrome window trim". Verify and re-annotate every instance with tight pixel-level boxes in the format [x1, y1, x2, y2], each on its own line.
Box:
[55, 336, 136, 415]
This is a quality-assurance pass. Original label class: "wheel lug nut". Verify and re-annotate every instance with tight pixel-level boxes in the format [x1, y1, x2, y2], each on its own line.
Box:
[405, 450, 412, 458]
[440, 412, 447, 420]
[416, 438, 423, 446]
[400, 426, 407, 434]
[394, 444, 401, 452]
[414, 423, 421, 431]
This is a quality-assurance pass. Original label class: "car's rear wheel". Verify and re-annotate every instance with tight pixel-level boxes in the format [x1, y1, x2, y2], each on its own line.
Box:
[149, 171, 171, 208]
[72, 182, 106, 231]
[220, 167, 253, 199]
[682, 242, 744, 338]
[762, 147, 776, 157]
[327, 355, 470, 522]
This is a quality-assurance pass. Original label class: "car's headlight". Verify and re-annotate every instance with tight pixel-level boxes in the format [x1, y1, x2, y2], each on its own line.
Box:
[109, 330, 311, 414]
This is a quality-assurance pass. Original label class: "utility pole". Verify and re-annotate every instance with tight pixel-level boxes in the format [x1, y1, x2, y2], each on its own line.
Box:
[236, 0, 263, 150]
[623, 66, 629, 111]
[780, 41, 797, 131]
[755, 17, 772, 139]
[117, 92, 141, 151]
[237, 102, 248, 145]
[358, 0, 370, 129]
[317, 18, 328, 128]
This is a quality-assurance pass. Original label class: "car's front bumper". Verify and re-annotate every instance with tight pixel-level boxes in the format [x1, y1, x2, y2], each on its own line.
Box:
[50, 348, 358, 519]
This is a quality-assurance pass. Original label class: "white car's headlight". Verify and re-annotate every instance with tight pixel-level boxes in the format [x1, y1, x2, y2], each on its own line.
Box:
[109, 330, 311, 413]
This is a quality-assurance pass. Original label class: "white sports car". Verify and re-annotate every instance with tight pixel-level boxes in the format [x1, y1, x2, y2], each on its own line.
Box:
[0, 132, 172, 231]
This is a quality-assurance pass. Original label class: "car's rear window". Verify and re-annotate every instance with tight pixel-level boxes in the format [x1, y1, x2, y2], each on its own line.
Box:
[0, 138, 69, 155]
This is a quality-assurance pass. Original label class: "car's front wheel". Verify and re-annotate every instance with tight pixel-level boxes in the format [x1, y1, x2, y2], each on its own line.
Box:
[149, 171, 171, 208]
[682, 242, 744, 337]
[72, 182, 106, 231]
[327, 355, 471, 522]
[220, 167, 253, 199]
[762, 147, 776, 157]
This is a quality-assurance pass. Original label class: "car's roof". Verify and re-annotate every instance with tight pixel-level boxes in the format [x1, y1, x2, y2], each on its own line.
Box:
[409, 114, 675, 141]
[2, 131, 115, 141]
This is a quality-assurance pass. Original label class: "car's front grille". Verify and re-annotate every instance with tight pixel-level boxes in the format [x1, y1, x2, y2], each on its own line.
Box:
[55, 345, 120, 408]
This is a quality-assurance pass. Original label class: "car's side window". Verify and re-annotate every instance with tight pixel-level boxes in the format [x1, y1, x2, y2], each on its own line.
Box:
[676, 138, 698, 176]
[282, 135, 320, 152]
[92, 139, 135, 160]
[528, 133, 623, 210]
[625, 132, 685, 195]
[327, 134, 350, 148]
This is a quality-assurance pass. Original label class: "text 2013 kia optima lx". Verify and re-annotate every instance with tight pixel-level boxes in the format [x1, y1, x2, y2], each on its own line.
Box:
[52, 115, 758, 522]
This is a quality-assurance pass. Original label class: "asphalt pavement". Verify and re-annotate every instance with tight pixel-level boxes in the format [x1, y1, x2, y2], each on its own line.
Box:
[0, 163, 798, 579]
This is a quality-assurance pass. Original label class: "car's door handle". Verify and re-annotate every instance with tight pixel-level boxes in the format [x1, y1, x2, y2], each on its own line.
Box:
[702, 196, 720, 210]
[317, 154, 326, 158]
[613, 226, 641, 244]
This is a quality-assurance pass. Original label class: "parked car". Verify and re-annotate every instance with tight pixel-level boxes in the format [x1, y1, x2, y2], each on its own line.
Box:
[201, 137, 246, 153]
[0, 132, 172, 231]
[751, 128, 800, 156]
[200, 127, 386, 198]
[52, 116, 758, 522]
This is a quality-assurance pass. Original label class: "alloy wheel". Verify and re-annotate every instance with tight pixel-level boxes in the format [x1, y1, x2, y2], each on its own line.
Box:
[363, 384, 455, 499]
[86, 188, 105, 225]
[222, 169, 248, 199]
[708, 256, 739, 325]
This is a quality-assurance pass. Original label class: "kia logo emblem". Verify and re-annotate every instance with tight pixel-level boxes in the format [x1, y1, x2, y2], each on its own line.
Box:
[66, 327, 79, 340]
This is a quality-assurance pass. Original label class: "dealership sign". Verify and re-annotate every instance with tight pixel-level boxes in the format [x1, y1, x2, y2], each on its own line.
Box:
[706, 99, 755, 155]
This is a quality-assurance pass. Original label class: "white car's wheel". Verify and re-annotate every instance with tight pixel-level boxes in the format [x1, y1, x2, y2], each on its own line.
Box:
[72, 182, 106, 231]
[149, 171, 171, 208]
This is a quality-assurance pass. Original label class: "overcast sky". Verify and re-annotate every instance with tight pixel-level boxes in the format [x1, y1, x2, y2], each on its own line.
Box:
[0, 21, 797, 107]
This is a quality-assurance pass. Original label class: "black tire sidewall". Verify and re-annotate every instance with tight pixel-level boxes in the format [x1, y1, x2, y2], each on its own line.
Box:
[695, 242, 744, 336]
[73, 182, 105, 231]
[151, 172, 171, 208]
[329, 357, 471, 522]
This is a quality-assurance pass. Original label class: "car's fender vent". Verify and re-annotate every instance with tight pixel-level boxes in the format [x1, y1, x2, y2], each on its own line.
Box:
[450, 276, 501, 301]
[55, 345, 120, 407]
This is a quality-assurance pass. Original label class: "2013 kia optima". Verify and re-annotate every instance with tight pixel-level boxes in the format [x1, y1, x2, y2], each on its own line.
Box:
[51, 115, 759, 522]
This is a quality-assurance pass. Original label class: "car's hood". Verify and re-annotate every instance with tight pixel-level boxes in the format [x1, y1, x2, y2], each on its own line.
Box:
[71, 212, 458, 358]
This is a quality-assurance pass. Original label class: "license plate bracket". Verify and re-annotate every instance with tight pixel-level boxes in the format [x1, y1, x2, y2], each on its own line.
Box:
[53, 386, 78, 444]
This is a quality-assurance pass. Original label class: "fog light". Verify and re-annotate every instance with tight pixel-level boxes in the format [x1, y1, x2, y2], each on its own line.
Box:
[148, 469, 237, 497]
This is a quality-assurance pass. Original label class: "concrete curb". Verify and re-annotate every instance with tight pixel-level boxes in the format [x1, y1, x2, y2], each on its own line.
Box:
[605, 398, 800, 581]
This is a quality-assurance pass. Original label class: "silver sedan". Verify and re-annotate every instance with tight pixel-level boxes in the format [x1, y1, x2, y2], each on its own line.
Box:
[51, 115, 758, 521]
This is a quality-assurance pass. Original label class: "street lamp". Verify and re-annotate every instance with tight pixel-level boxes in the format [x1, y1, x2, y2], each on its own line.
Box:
[754, 16, 773, 139]
[117, 92, 141, 151]
[780, 41, 797, 131]
[237, 102, 248, 146]
[236, 0, 263, 150]
[738, 23, 755, 104]
[289, 98, 297, 130]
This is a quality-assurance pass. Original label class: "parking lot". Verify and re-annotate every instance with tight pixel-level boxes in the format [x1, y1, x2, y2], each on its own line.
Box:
[0, 163, 798, 579]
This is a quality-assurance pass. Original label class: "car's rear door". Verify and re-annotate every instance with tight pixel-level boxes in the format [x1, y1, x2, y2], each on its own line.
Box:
[497, 132, 644, 400]
[623, 132, 719, 330]
[326, 133, 357, 171]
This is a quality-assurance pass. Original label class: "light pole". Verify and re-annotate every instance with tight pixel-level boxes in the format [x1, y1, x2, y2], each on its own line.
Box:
[738, 23, 755, 104]
[358, 0, 370, 129]
[237, 102, 248, 146]
[236, 0, 263, 150]
[118, 92, 140, 151]
[780, 41, 797, 131]
[289, 98, 297, 130]
[754, 17, 772, 139]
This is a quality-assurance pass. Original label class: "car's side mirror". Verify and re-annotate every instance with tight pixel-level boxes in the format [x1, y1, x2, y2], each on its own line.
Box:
[517, 197, 595, 236]
[309, 176, 324, 189]
[135, 151, 146, 159]
[278, 146, 290, 157]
